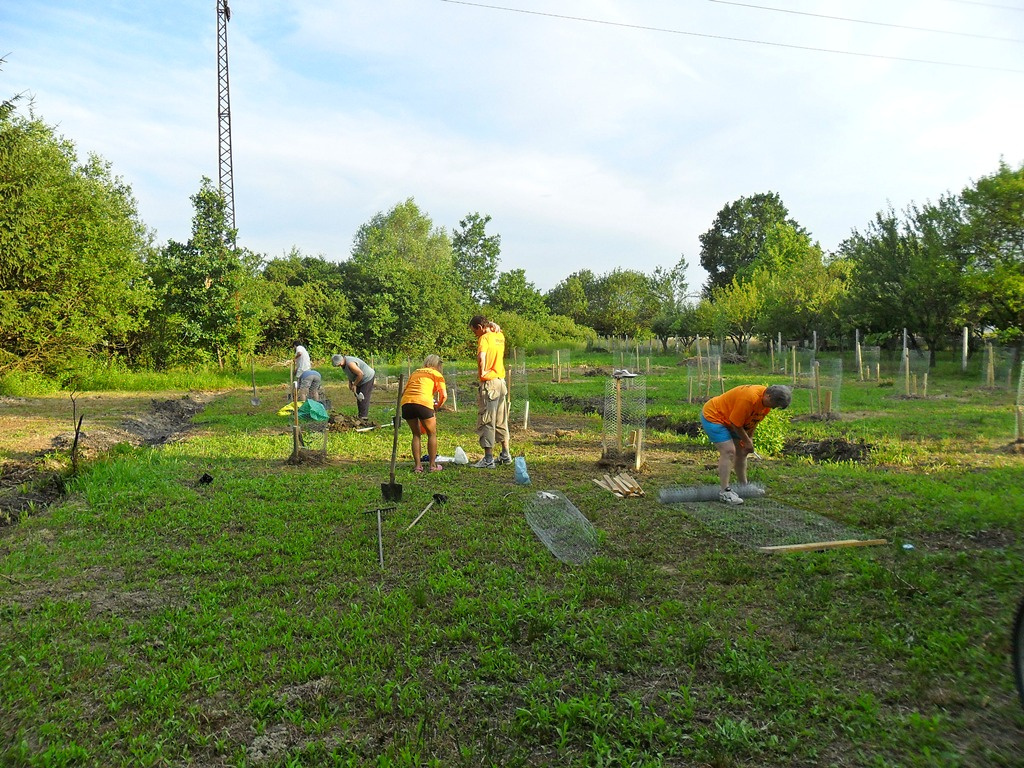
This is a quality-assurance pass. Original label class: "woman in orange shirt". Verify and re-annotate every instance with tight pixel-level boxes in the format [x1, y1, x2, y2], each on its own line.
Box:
[400, 355, 448, 472]
[701, 384, 791, 504]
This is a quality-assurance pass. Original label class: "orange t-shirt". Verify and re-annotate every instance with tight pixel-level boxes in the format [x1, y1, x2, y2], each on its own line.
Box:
[703, 385, 770, 432]
[477, 330, 506, 381]
[401, 368, 447, 409]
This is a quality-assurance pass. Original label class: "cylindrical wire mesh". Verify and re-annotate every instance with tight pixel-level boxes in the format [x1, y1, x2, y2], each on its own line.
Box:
[602, 375, 646, 465]
[981, 344, 1017, 389]
[524, 490, 598, 564]
[508, 361, 529, 426]
[812, 359, 843, 415]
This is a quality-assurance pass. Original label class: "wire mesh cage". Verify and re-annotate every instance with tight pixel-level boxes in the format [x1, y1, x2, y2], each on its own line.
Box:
[1016, 365, 1024, 441]
[810, 359, 843, 416]
[602, 374, 646, 467]
[443, 364, 460, 413]
[300, 420, 329, 455]
[859, 345, 881, 380]
[898, 348, 931, 396]
[524, 490, 598, 564]
[508, 361, 529, 428]
[676, 498, 877, 551]
[551, 349, 571, 382]
[981, 343, 1018, 390]
[790, 347, 816, 387]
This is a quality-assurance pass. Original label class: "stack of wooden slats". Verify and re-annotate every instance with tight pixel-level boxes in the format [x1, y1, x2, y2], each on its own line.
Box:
[593, 473, 645, 498]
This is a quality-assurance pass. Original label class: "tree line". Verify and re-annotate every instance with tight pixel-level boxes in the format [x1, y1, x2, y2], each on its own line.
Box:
[1, 95, 1021, 383]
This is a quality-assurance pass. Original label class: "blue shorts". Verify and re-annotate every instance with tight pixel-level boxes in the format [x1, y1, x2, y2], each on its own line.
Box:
[700, 414, 733, 444]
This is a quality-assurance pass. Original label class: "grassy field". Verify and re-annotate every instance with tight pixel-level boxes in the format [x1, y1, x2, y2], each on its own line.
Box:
[1, 351, 1023, 767]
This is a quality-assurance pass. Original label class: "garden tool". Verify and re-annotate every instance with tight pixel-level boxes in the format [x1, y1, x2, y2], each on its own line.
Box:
[407, 493, 448, 531]
[365, 506, 394, 568]
[250, 359, 261, 406]
[381, 374, 405, 502]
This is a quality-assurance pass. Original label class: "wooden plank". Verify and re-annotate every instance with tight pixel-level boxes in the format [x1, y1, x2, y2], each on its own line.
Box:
[600, 474, 625, 497]
[619, 473, 645, 495]
[758, 539, 888, 554]
[610, 475, 633, 496]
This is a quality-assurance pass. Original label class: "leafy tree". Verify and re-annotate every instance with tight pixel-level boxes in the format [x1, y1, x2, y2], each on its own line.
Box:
[0, 105, 154, 376]
[699, 192, 807, 295]
[587, 269, 661, 338]
[143, 177, 264, 369]
[343, 199, 469, 357]
[488, 269, 548, 317]
[709, 277, 763, 353]
[838, 196, 969, 364]
[545, 270, 594, 323]
[452, 212, 500, 304]
[259, 250, 356, 354]
[960, 160, 1024, 340]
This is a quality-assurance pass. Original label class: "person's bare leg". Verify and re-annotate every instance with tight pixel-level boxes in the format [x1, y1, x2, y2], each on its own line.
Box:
[735, 443, 749, 485]
[716, 441, 736, 489]
[406, 419, 422, 468]
[423, 418, 438, 468]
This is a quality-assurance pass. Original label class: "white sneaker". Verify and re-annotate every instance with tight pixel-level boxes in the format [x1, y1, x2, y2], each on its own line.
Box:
[719, 488, 744, 505]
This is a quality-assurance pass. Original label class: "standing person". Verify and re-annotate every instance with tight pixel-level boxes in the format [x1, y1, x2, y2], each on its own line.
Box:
[296, 368, 323, 402]
[701, 384, 791, 505]
[293, 345, 311, 377]
[331, 354, 376, 420]
[400, 355, 448, 472]
[470, 315, 510, 468]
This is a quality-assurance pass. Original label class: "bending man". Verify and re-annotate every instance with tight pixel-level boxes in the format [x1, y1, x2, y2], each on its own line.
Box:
[701, 384, 791, 505]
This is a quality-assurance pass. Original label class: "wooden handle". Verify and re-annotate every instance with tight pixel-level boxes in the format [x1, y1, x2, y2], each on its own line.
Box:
[389, 374, 404, 483]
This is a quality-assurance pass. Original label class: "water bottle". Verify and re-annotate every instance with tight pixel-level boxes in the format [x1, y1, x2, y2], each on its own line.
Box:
[514, 456, 531, 485]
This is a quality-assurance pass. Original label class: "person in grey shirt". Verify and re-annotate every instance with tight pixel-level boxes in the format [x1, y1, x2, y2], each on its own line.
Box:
[296, 369, 323, 403]
[332, 354, 375, 420]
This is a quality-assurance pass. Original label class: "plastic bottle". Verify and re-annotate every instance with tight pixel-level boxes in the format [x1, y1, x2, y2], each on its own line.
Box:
[514, 456, 531, 485]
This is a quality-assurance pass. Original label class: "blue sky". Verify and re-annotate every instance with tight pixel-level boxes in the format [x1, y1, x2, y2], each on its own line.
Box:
[4, 0, 1023, 292]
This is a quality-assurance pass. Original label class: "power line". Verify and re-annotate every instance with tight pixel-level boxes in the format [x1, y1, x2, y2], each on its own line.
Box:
[439, 0, 1024, 74]
[941, 0, 1024, 10]
[708, 0, 1024, 44]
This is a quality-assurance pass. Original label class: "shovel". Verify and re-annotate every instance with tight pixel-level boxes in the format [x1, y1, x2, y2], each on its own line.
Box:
[381, 374, 404, 502]
[407, 493, 448, 531]
[366, 506, 394, 568]
[250, 359, 261, 406]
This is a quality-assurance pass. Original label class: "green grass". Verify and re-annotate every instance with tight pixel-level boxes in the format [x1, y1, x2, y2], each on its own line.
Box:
[1, 352, 1023, 766]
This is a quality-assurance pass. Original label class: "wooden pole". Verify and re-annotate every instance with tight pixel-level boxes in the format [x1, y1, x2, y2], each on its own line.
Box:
[904, 349, 911, 396]
[688, 375, 693, 404]
[824, 390, 833, 416]
[292, 381, 300, 457]
[791, 347, 797, 385]
[923, 372, 928, 398]
[556, 350, 561, 383]
[912, 373, 918, 396]
[770, 342, 774, 373]
[961, 327, 969, 373]
[616, 378, 623, 450]
[1016, 405, 1023, 441]
[759, 538, 888, 554]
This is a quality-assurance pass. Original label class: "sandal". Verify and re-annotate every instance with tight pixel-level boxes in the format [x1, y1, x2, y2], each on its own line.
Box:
[413, 464, 423, 473]
[429, 463, 443, 472]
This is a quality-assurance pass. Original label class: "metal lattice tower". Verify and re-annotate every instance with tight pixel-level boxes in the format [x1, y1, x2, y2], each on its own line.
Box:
[217, 0, 236, 233]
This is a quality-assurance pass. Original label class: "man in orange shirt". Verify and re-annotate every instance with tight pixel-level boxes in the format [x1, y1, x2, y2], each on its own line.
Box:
[470, 315, 510, 468]
[701, 384, 791, 504]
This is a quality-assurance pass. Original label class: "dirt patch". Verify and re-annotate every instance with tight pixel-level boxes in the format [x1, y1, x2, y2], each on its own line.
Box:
[551, 394, 604, 416]
[910, 528, 1018, 552]
[999, 440, 1024, 455]
[582, 367, 613, 377]
[0, 393, 214, 528]
[783, 437, 873, 463]
[647, 415, 703, 437]
[327, 414, 372, 432]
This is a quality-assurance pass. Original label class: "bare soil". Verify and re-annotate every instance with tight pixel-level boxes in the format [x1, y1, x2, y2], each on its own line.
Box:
[0, 392, 214, 527]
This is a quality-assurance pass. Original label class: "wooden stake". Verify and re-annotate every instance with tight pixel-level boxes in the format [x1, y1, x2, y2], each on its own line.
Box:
[759, 539, 889, 553]
[923, 372, 928, 398]
[814, 361, 822, 416]
[616, 378, 623, 450]
[824, 390, 832, 416]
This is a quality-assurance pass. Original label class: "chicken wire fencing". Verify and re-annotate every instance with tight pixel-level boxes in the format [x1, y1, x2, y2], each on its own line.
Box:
[676, 498, 877, 551]
[809, 359, 843, 416]
[858, 345, 881, 381]
[443, 365, 461, 413]
[508, 361, 529, 428]
[524, 490, 598, 564]
[602, 375, 646, 467]
[551, 349, 572, 382]
[981, 344, 1019, 390]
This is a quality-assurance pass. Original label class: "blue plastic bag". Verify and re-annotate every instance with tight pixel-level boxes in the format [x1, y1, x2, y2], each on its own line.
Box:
[514, 456, 531, 485]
